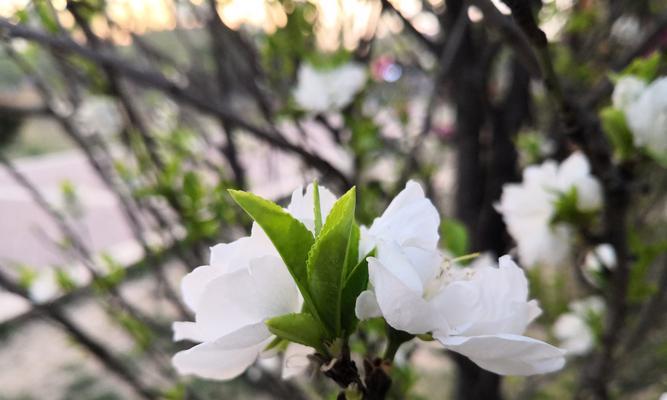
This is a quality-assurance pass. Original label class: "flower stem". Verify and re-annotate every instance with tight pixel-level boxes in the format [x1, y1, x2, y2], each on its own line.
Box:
[383, 324, 414, 362]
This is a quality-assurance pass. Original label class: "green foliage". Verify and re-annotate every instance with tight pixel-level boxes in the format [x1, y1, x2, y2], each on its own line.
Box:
[17, 264, 38, 290]
[229, 189, 315, 296]
[619, 52, 662, 82]
[440, 218, 469, 257]
[565, 9, 598, 34]
[261, 2, 317, 85]
[307, 188, 356, 335]
[266, 312, 328, 353]
[305, 49, 353, 70]
[347, 114, 382, 157]
[600, 106, 635, 161]
[162, 384, 186, 400]
[340, 255, 368, 334]
[515, 131, 544, 165]
[628, 233, 667, 303]
[551, 187, 597, 227]
[526, 268, 569, 324]
[114, 311, 154, 351]
[54, 268, 77, 292]
[313, 181, 323, 236]
[34, 0, 59, 33]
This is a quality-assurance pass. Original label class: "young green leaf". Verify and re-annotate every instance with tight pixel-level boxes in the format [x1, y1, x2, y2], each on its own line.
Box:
[340, 256, 368, 333]
[306, 187, 356, 335]
[600, 107, 634, 160]
[343, 223, 360, 279]
[266, 313, 328, 354]
[441, 218, 469, 257]
[313, 180, 323, 236]
[228, 190, 319, 320]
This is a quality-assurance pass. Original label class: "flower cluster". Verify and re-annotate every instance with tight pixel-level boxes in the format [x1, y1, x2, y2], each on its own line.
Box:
[496, 152, 603, 268]
[613, 75, 667, 157]
[173, 181, 565, 382]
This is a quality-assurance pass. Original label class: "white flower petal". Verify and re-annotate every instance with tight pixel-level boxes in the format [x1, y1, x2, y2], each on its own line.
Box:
[368, 257, 447, 334]
[437, 334, 566, 376]
[366, 180, 440, 251]
[287, 183, 337, 232]
[172, 323, 271, 380]
[173, 321, 210, 342]
[282, 343, 315, 379]
[612, 76, 646, 110]
[180, 265, 224, 312]
[355, 290, 383, 320]
[196, 255, 300, 339]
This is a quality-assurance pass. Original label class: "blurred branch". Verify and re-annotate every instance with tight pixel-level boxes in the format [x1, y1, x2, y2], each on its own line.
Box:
[0, 266, 160, 400]
[498, 2, 632, 399]
[0, 153, 169, 333]
[471, 0, 541, 78]
[2, 43, 192, 319]
[584, 12, 667, 107]
[620, 256, 667, 354]
[0, 104, 49, 117]
[380, 0, 441, 54]
[0, 18, 350, 187]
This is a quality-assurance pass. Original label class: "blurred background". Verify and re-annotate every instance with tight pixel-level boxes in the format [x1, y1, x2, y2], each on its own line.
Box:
[0, 0, 666, 399]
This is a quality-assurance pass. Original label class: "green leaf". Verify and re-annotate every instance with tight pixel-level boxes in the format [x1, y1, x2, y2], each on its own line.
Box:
[313, 180, 323, 236]
[600, 107, 634, 160]
[266, 313, 327, 353]
[307, 187, 356, 335]
[440, 219, 469, 257]
[343, 223, 360, 278]
[620, 52, 662, 82]
[228, 190, 318, 316]
[55, 268, 77, 292]
[340, 256, 368, 333]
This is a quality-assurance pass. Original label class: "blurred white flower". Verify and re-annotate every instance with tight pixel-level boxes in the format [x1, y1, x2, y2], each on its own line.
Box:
[610, 16, 641, 47]
[553, 296, 604, 355]
[293, 62, 367, 113]
[584, 243, 617, 279]
[660, 392, 667, 400]
[625, 77, 667, 155]
[74, 96, 123, 137]
[172, 184, 335, 380]
[496, 152, 603, 268]
[612, 76, 647, 111]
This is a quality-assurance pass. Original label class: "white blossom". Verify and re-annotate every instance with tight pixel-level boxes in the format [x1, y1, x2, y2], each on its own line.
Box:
[172, 184, 335, 380]
[74, 96, 123, 138]
[553, 297, 604, 355]
[293, 62, 367, 113]
[612, 76, 647, 111]
[361, 252, 565, 375]
[356, 181, 565, 375]
[610, 16, 641, 47]
[496, 152, 603, 268]
[624, 77, 667, 155]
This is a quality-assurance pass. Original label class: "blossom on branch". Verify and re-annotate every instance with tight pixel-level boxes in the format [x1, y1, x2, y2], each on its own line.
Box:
[356, 182, 565, 376]
[495, 152, 603, 268]
[293, 62, 367, 112]
[171, 184, 336, 380]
